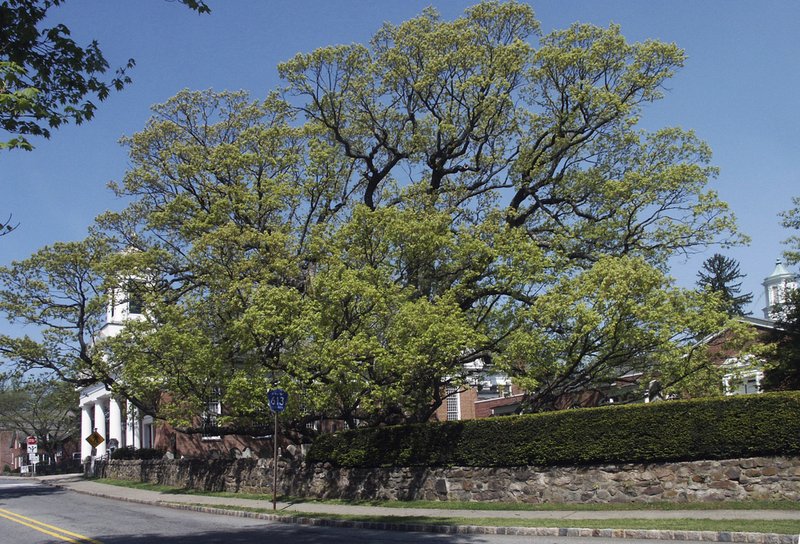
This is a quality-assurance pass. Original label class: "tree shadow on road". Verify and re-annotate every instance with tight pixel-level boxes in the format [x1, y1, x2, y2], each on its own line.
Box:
[93, 522, 502, 544]
[0, 481, 68, 501]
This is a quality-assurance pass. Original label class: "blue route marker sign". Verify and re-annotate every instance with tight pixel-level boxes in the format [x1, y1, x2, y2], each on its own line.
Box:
[268, 389, 289, 413]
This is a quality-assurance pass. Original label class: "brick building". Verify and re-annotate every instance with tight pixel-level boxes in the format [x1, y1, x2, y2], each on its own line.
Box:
[0, 430, 24, 471]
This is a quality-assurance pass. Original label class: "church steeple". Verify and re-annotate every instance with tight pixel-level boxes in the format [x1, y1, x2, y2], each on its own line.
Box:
[762, 259, 798, 320]
[100, 280, 145, 339]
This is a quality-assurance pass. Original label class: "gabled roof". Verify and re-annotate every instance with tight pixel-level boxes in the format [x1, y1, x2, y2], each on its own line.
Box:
[738, 315, 784, 332]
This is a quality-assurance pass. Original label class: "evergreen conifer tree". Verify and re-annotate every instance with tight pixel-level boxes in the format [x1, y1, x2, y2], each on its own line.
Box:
[696, 253, 753, 317]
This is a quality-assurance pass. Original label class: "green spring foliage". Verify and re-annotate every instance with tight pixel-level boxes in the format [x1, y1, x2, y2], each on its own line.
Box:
[1, 1, 750, 432]
[308, 392, 800, 468]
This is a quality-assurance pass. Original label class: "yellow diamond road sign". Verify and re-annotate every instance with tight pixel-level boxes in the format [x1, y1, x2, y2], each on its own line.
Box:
[85, 431, 104, 448]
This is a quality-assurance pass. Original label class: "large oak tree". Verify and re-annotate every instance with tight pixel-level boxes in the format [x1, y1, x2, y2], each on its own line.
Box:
[1, 2, 743, 433]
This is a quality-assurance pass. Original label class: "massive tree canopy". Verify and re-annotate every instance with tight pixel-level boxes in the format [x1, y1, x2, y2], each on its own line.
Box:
[0, 2, 743, 433]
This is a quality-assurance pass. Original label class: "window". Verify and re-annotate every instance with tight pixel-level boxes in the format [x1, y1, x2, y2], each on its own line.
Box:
[202, 387, 222, 440]
[445, 387, 460, 421]
[141, 416, 154, 449]
[731, 376, 760, 395]
[127, 280, 144, 315]
[743, 377, 759, 394]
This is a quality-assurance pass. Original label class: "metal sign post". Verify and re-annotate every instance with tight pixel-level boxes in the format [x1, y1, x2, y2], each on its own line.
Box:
[267, 389, 288, 511]
[272, 409, 278, 510]
[26, 437, 37, 476]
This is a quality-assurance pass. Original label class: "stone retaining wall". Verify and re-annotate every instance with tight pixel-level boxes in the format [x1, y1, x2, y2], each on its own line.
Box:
[93, 455, 800, 504]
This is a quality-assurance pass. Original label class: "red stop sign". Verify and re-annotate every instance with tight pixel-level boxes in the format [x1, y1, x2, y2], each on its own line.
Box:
[27, 436, 37, 446]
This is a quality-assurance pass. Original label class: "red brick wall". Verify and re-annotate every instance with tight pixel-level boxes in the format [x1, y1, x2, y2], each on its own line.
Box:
[0, 431, 24, 470]
[432, 387, 478, 421]
[474, 394, 524, 418]
[151, 420, 300, 460]
[459, 388, 477, 420]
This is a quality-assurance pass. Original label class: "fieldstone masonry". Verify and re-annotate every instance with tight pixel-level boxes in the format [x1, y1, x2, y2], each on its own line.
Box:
[93, 455, 800, 504]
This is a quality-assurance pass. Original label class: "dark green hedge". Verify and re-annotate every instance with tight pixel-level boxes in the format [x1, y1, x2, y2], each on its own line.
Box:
[308, 392, 800, 468]
[110, 447, 164, 460]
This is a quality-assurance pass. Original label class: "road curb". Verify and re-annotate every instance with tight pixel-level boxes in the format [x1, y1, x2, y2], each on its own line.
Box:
[43, 480, 799, 543]
[163, 503, 798, 543]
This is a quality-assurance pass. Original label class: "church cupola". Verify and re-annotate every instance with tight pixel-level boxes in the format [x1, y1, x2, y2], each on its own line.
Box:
[762, 259, 798, 320]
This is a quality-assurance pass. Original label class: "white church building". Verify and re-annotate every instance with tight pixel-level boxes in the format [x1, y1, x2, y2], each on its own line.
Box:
[78, 286, 154, 460]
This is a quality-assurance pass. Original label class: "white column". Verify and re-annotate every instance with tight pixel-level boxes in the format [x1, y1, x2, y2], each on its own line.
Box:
[94, 401, 107, 457]
[81, 404, 93, 459]
[125, 401, 135, 448]
[127, 401, 142, 449]
[109, 397, 122, 450]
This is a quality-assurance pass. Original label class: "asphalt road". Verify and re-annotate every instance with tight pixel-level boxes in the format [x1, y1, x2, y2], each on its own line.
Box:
[0, 476, 709, 543]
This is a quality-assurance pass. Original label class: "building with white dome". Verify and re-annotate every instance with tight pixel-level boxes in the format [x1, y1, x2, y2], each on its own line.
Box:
[762, 259, 798, 320]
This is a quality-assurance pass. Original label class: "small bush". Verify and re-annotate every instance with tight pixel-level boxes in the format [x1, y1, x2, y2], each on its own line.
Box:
[110, 446, 136, 460]
[308, 392, 800, 468]
[135, 448, 166, 460]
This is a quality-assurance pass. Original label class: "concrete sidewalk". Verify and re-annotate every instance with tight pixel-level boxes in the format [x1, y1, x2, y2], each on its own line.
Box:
[35, 473, 800, 542]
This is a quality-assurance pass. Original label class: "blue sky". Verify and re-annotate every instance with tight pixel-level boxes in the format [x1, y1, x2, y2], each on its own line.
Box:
[2, 0, 799, 326]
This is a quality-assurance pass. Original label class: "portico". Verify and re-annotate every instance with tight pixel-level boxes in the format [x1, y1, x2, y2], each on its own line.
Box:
[78, 383, 153, 459]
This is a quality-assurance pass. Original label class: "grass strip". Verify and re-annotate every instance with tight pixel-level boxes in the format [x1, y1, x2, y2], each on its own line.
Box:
[283, 497, 800, 512]
[94, 478, 800, 511]
[181, 503, 800, 535]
